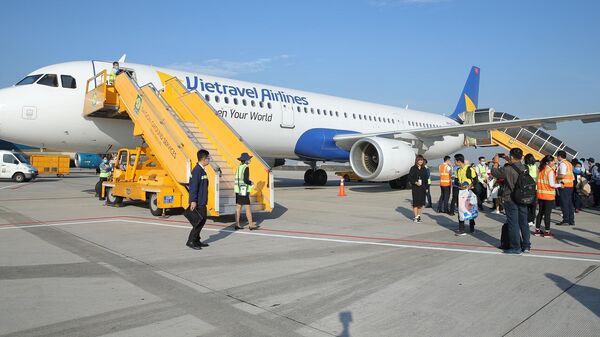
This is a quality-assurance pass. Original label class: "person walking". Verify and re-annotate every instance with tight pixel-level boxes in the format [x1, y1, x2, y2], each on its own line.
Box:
[408, 155, 428, 223]
[556, 151, 575, 226]
[454, 154, 477, 236]
[187, 150, 211, 250]
[437, 156, 452, 214]
[534, 155, 562, 237]
[524, 153, 538, 226]
[491, 148, 532, 254]
[234, 153, 260, 230]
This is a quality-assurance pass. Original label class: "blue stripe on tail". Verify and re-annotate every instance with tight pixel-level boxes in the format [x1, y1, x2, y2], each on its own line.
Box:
[449, 66, 480, 123]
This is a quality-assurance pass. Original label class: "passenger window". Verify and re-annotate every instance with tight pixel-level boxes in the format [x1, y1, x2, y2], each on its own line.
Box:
[251, 100, 255, 107]
[344, 112, 347, 118]
[242, 99, 247, 106]
[267, 102, 272, 109]
[205, 94, 210, 102]
[16, 74, 42, 86]
[335, 111, 339, 117]
[359, 115, 362, 120]
[259, 101, 264, 108]
[353, 113, 356, 119]
[317, 109, 321, 114]
[215, 95, 220, 103]
[304, 107, 308, 113]
[329, 111, 333, 116]
[311, 108, 315, 114]
[297, 106, 301, 112]
[317, 109, 320, 115]
[224, 97, 230, 104]
[60, 75, 76, 89]
[234, 98, 238, 105]
[37, 74, 58, 87]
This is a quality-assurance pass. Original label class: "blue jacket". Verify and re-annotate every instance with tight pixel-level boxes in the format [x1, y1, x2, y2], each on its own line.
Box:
[189, 164, 209, 206]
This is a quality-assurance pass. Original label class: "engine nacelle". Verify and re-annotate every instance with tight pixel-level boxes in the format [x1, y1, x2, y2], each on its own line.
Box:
[349, 137, 415, 181]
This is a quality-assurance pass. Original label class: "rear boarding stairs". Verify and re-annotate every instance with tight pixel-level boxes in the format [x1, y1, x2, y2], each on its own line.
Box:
[83, 70, 274, 216]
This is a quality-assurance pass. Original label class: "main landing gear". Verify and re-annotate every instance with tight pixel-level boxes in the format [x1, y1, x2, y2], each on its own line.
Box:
[304, 162, 328, 186]
[389, 175, 409, 190]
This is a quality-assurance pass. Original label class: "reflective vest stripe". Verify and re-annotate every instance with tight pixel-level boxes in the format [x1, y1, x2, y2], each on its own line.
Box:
[560, 160, 574, 188]
[439, 163, 451, 186]
[234, 164, 252, 194]
[536, 167, 555, 200]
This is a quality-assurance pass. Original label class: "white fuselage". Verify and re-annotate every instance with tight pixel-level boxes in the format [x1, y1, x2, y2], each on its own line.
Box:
[0, 61, 464, 161]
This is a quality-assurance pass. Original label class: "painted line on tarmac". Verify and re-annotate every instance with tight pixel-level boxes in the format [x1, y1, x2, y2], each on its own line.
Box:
[0, 183, 23, 190]
[0, 216, 125, 227]
[115, 219, 600, 263]
[0, 219, 120, 230]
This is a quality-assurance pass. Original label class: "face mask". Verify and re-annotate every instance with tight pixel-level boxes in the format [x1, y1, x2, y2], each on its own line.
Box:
[574, 167, 582, 174]
[103, 159, 108, 163]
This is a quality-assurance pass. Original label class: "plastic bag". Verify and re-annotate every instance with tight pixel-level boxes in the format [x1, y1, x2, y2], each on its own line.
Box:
[458, 189, 479, 221]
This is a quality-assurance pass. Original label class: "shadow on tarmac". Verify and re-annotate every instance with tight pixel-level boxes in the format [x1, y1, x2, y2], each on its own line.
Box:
[546, 272, 600, 318]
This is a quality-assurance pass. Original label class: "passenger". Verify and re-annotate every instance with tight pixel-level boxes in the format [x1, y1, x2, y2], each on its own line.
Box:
[95, 156, 111, 200]
[448, 163, 460, 216]
[107, 61, 121, 86]
[491, 148, 531, 254]
[436, 156, 452, 214]
[408, 155, 428, 223]
[534, 155, 562, 237]
[453, 154, 477, 236]
[234, 153, 260, 230]
[573, 161, 584, 212]
[187, 149, 210, 250]
[424, 159, 433, 208]
[555, 151, 575, 226]
[475, 156, 489, 210]
[591, 160, 600, 207]
[524, 153, 538, 226]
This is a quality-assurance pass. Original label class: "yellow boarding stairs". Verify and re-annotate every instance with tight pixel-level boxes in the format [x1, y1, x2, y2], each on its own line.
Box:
[462, 108, 578, 160]
[83, 70, 274, 216]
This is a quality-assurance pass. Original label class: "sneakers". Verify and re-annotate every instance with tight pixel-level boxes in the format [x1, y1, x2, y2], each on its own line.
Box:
[528, 222, 534, 227]
[522, 249, 531, 254]
[414, 216, 423, 224]
[544, 231, 554, 238]
[533, 229, 543, 236]
[455, 230, 467, 236]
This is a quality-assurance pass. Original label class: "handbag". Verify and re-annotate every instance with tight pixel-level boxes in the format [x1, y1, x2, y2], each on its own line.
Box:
[183, 207, 203, 227]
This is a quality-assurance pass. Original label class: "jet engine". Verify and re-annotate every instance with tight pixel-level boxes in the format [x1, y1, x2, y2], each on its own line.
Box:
[349, 137, 415, 182]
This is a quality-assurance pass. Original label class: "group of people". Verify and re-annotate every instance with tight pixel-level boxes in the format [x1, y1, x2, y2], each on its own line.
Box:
[408, 148, 599, 254]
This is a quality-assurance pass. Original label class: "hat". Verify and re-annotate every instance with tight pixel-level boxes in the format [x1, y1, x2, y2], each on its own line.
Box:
[588, 158, 595, 163]
[238, 152, 253, 162]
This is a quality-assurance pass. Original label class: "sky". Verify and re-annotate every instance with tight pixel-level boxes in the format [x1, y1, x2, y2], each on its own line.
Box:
[1, 0, 599, 159]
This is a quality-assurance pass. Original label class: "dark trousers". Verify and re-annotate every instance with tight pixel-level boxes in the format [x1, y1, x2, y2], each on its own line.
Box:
[449, 186, 459, 213]
[593, 183, 600, 206]
[504, 200, 530, 251]
[536, 199, 554, 231]
[558, 188, 575, 224]
[573, 189, 582, 210]
[458, 217, 475, 232]
[95, 177, 107, 200]
[426, 188, 432, 207]
[187, 205, 207, 244]
[437, 186, 451, 212]
[527, 202, 536, 223]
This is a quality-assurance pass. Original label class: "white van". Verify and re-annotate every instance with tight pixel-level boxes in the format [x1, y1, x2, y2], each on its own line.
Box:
[0, 150, 38, 182]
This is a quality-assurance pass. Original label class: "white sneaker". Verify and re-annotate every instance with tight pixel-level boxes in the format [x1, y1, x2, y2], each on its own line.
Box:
[494, 210, 501, 214]
[528, 222, 534, 227]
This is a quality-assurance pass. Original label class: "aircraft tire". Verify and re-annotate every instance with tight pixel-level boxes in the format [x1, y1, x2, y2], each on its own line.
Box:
[389, 175, 408, 190]
[314, 169, 328, 186]
[304, 169, 314, 185]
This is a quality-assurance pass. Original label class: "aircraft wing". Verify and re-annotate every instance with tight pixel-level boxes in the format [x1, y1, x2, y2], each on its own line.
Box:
[333, 111, 600, 150]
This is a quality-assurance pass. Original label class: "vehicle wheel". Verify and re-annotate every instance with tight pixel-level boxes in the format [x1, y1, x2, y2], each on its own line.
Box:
[149, 193, 163, 216]
[304, 169, 314, 185]
[313, 169, 328, 186]
[389, 175, 409, 189]
[105, 187, 123, 205]
[13, 173, 26, 183]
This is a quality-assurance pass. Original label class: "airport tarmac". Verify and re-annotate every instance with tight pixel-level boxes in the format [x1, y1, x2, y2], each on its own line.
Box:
[0, 170, 599, 337]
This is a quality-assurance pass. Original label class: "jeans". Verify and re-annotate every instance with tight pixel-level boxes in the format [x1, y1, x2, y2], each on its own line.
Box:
[558, 188, 575, 224]
[504, 200, 530, 251]
[437, 186, 451, 212]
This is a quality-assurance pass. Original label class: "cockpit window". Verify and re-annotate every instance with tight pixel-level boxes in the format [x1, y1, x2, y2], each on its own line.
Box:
[16, 74, 42, 86]
[37, 74, 58, 87]
[61, 75, 77, 89]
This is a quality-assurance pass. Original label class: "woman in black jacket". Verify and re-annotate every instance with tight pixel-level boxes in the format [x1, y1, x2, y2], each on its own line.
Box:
[408, 155, 428, 223]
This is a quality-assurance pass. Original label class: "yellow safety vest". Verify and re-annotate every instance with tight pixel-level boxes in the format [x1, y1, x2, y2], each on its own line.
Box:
[107, 69, 118, 85]
[99, 163, 110, 178]
[234, 164, 253, 194]
[457, 165, 476, 188]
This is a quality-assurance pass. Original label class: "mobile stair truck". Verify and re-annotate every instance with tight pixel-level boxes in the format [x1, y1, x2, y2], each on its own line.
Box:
[83, 70, 274, 216]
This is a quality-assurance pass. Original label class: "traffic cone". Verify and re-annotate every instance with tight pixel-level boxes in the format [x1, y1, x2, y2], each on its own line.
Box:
[338, 177, 347, 197]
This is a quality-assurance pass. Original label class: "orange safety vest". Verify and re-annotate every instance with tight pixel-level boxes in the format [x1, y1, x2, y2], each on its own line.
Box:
[439, 163, 451, 187]
[559, 160, 574, 188]
[536, 166, 555, 200]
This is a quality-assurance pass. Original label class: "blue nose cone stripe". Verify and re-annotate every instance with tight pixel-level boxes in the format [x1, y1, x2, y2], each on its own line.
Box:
[294, 128, 358, 161]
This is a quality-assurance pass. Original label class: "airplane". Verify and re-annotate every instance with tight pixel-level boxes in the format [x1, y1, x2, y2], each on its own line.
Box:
[1, 59, 599, 187]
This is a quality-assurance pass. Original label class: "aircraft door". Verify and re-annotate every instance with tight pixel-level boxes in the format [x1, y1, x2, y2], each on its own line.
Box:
[280, 102, 295, 129]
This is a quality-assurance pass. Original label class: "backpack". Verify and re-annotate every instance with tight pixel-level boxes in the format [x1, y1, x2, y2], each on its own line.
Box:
[466, 164, 476, 180]
[510, 165, 537, 205]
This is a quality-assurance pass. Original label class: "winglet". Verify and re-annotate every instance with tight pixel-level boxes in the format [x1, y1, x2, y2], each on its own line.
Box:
[450, 66, 480, 123]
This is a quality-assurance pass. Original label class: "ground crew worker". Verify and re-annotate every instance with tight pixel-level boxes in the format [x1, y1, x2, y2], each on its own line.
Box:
[556, 150, 575, 226]
[95, 156, 111, 200]
[535, 155, 562, 237]
[107, 61, 121, 86]
[454, 154, 477, 236]
[234, 153, 260, 230]
[187, 150, 210, 250]
[436, 156, 452, 214]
